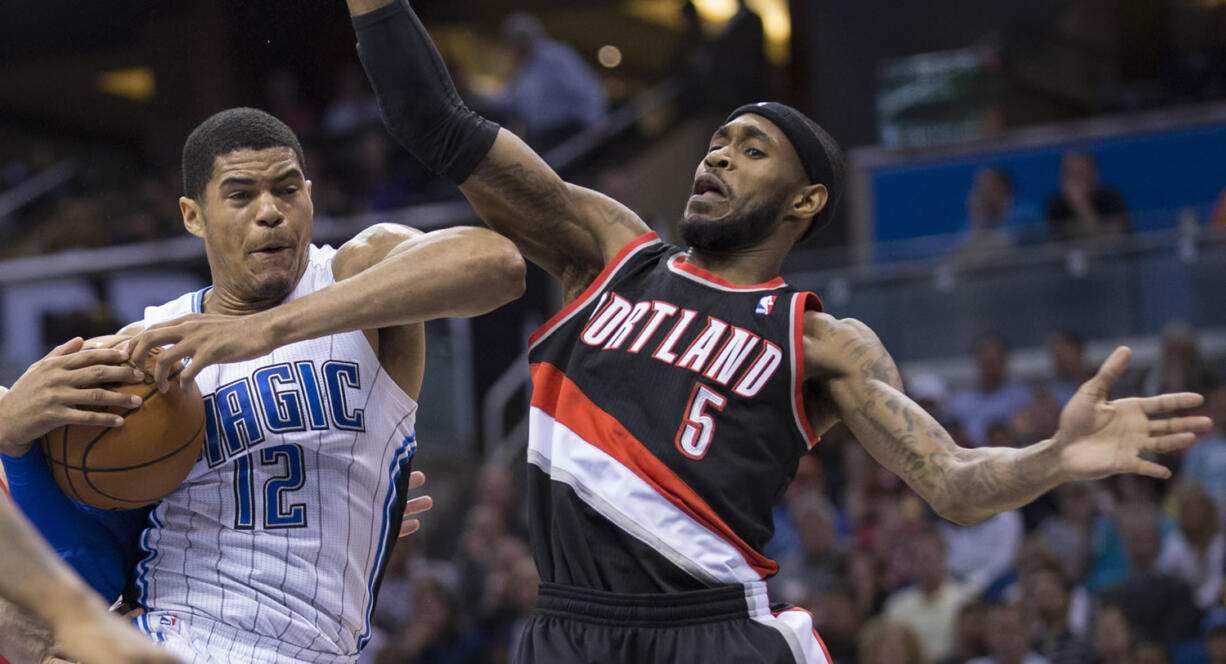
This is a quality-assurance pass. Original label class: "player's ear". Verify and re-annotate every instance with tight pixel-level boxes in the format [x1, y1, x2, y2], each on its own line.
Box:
[793, 183, 828, 219]
[305, 180, 312, 197]
[180, 196, 205, 239]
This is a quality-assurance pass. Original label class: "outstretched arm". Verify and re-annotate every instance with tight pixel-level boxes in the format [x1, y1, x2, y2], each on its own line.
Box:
[0, 498, 180, 664]
[129, 224, 525, 390]
[347, 0, 649, 297]
[804, 315, 1212, 525]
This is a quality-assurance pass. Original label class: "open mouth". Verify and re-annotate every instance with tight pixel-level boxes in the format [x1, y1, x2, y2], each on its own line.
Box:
[691, 173, 729, 202]
[249, 244, 291, 259]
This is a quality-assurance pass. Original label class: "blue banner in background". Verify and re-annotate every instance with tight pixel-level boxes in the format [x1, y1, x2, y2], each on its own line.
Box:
[868, 120, 1226, 260]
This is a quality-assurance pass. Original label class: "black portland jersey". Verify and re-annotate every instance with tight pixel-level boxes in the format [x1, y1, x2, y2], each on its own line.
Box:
[526, 231, 822, 594]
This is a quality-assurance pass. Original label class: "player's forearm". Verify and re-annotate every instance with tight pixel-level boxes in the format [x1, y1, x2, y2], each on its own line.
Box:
[0, 501, 113, 636]
[838, 378, 1065, 525]
[346, 0, 395, 17]
[350, 0, 499, 184]
[261, 228, 525, 345]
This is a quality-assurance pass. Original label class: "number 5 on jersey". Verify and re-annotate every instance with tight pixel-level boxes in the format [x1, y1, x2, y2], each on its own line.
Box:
[675, 382, 727, 459]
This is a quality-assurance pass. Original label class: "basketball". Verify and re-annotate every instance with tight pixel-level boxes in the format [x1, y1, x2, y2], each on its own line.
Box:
[40, 335, 206, 510]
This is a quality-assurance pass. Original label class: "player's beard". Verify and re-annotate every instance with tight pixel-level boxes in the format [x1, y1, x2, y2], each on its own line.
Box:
[680, 190, 788, 253]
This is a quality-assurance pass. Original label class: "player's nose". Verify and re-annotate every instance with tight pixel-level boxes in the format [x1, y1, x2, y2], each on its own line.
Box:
[704, 147, 731, 170]
[254, 190, 285, 227]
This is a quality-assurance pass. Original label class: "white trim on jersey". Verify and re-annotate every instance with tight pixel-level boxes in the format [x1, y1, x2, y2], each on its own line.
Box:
[665, 255, 789, 293]
[744, 583, 831, 664]
[527, 407, 763, 586]
[528, 233, 661, 351]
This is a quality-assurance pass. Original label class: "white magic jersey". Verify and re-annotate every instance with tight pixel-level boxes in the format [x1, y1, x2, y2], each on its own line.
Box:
[134, 244, 418, 663]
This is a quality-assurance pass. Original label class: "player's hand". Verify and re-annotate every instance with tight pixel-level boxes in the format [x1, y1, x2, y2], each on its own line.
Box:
[52, 609, 183, 664]
[1053, 346, 1212, 481]
[0, 338, 145, 457]
[128, 314, 276, 392]
[399, 470, 433, 538]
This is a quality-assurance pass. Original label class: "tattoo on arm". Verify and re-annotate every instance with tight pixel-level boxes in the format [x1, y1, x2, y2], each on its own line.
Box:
[834, 331, 1058, 524]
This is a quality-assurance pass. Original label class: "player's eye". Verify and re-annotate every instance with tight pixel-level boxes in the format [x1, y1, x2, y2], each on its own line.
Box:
[707, 145, 725, 153]
[746, 148, 765, 158]
[280, 186, 299, 196]
[228, 191, 251, 201]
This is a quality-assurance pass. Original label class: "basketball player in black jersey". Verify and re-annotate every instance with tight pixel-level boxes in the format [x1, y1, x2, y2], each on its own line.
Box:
[346, 2, 1214, 661]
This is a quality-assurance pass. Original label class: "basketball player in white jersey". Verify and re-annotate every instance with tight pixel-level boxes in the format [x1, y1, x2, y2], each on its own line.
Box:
[3, 107, 524, 664]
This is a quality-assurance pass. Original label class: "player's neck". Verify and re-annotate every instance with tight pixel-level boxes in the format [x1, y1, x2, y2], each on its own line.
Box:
[202, 286, 285, 316]
[685, 245, 785, 287]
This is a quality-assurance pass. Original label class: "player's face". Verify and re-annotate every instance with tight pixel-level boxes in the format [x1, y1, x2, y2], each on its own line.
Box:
[681, 115, 808, 252]
[188, 147, 313, 305]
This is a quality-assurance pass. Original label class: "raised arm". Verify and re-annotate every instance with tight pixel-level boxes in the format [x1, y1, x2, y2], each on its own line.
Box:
[803, 314, 1212, 525]
[347, 0, 649, 295]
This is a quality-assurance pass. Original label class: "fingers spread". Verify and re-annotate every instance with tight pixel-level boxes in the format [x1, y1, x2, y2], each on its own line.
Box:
[1138, 392, 1205, 414]
[1149, 416, 1214, 436]
[404, 495, 433, 517]
[60, 348, 130, 370]
[47, 337, 85, 358]
[69, 387, 142, 411]
[1148, 432, 1198, 454]
[1083, 346, 1131, 399]
[408, 470, 426, 490]
[398, 519, 421, 538]
[1133, 458, 1173, 480]
[69, 364, 144, 387]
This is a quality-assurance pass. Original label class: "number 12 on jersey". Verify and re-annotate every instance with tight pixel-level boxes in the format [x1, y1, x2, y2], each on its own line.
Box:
[675, 382, 727, 459]
[233, 443, 308, 529]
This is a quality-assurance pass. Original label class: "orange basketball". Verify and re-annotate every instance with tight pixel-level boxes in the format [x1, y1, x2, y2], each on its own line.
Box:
[40, 335, 205, 510]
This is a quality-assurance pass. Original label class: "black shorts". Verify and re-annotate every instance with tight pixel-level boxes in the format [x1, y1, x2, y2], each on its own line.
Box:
[513, 583, 831, 664]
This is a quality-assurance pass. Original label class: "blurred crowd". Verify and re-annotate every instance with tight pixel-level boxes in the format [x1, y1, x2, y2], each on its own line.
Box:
[365, 323, 1226, 664]
[952, 151, 1226, 265]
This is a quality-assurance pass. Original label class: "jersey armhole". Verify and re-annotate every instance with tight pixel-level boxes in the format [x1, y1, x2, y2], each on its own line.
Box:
[789, 292, 823, 449]
[528, 231, 661, 349]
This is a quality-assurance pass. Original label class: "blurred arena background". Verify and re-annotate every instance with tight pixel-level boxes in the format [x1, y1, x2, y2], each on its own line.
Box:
[1, 0, 1225, 662]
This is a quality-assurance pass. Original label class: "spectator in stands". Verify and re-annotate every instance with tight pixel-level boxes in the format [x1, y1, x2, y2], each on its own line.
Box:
[494, 12, 607, 151]
[1156, 479, 1225, 609]
[1091, 605, 1135, 664]
[938, 601, 989, 664]
[1142, 321, 1220, 397]
[767, 452, 825, 560]
[939, 505, 1023, 590]
[1045, 151, 1131, 241]
[1098, 503, 1202, 646]
[1204, 608, 1226, 664]
[884, 529, 977, 662]
[968, 603, 1051, 664]
[947, 334, 1032, 447]
[322, 67, 381, 139]
[1038, 482, 1129, 592]
[708, 0, 767, 110]
[1182, 384, 1226, 514]
[1210, 186, 1226, 229]
[953, 167, 1040, 259]
[858, 618, 926, 664]
[1026, 565, 1095, 664]
[474, 463, 527, 540]
[770, 494, 847, 604]
[1048, 331, 1092, 408]
[809, 584, 862, 664]
[670, 1, 714, 112]
[265, 70, 317, 138]
[375, 571, 484, 664]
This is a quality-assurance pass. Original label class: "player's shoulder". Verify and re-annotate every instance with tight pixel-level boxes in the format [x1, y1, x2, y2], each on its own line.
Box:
[333, 223, 424, 281]
[802, 312, 878, 345]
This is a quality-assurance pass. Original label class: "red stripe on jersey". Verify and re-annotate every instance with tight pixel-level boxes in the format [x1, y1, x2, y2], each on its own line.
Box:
[528, 231, 660, 349]
[530, 361, 779, 578]
[791, 292, 823, 448]
[773, 606, 833, 662]
[669, 255, 787, 290]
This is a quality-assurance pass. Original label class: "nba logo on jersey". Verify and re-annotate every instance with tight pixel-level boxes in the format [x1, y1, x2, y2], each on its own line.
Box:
[755, 295, 776, 315]
[159, 615, 177, 627]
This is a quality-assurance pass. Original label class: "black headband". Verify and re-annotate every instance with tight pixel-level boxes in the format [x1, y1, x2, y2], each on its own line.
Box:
[726, 102, 844, 236]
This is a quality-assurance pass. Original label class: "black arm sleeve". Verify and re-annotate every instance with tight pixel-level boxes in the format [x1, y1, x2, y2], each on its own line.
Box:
[352, 1, 500, 184]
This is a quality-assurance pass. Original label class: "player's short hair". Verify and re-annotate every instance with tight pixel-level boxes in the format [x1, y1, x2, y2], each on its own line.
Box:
[182, 107, 306, 202]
